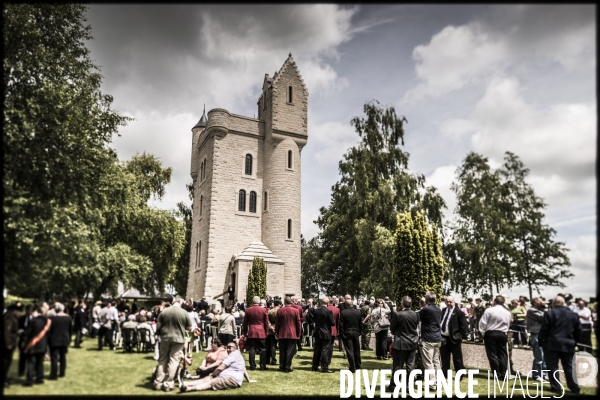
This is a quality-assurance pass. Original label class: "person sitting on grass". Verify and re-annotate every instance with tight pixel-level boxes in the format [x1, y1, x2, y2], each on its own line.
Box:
[179, 342, 255, 392]
[192, 338, 228, 378]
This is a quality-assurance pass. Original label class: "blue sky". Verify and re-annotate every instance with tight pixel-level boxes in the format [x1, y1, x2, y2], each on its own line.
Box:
[86, 4, 596, 300]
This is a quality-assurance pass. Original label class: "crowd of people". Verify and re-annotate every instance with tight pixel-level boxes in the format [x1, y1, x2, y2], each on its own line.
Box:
[2, 291, 597, 394]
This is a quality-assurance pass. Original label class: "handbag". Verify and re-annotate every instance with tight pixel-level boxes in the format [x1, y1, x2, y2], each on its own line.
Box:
[378, 309, 390, 328]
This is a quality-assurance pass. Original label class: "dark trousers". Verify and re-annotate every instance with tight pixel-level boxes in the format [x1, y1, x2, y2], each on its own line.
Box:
[327, 336, 336, 365]
[196, 364, 217, 378]
[545, 349, 580, 394]
[266, 334, 277, 364]
[74, 327, 83, 347]
[510, 321, 527, 346]
[297, 329, 303, 351]
[341, 333, 361, 372]
[484, 331, 508, 378]
[279, 339, 296, 371]
[375, 330, 388, 358]
[246, 338, 266, 369]
[18, 346, 27, 376]
[98, 326, 114, 350]
[440, 338, 465, 376]
[391, 348, 416, 384]
[218, 333, 234, 347]
[26, 353, 44, 384]
[580, 326, 592, 351]
[49, 346, 67, 378]
[3, 346, 15, 385]
[312, 337, 331, 370]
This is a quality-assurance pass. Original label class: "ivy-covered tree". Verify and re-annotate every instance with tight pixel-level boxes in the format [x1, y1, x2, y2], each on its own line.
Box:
[315, 101, 446, 298]
[246, 256, 267, 303]
[392, 212, 445, 309]
[171, 182, 194, 298]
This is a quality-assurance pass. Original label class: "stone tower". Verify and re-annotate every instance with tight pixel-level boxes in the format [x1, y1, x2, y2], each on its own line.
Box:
[186, 54, 308, 304]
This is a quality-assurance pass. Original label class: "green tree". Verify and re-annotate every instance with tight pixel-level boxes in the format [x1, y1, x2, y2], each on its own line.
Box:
[392, 212, 445, 309]
[500, 152, 572, 300]
[171, 182, 194, 298]
[3, 5, 187, 301]
[246, 256, 267, 302]
[301, 235, 322, 299]
[3, 4, 130, 299]
[315, 101, 446, 298]
[445, 152, 512, 298]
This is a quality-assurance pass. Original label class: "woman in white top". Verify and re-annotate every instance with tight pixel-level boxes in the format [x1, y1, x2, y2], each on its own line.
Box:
[371, 298, 391, 360]
[217, 304, 238, 346]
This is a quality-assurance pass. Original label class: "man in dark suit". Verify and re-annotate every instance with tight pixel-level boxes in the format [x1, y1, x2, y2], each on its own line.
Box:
[275, 296, 301, 373]
[389, 296, 420, 389]
[73, 303, 87, 348]
[327, 299, 341, 366]
[539, 295, 582, 395]
[23, 306, 51, 386]
[48, 302, 72, 380]
[241, 296, 269, 370]
[307, 297, 335, 373]
[339, 298, 362, 372]
[3, 304, 23, 387]
[195, 297, 209, 314]
[439, 296, 468, 377]
[17, 304, 32, 377]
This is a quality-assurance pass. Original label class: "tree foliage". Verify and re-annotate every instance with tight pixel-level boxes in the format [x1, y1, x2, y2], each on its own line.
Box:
[445, 152, 571, 299]
[315, 101, 446, 298]
[392, 212, 445, 309]
[171, 182, 194, 298]
[301, 235, 322, 299]
[3, 4, 185, 300]
[246, 257, 267, 302]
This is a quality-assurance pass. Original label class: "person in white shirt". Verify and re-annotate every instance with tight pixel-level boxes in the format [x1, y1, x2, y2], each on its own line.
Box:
[575, 300, 592, 351]
[479, 295, 512, 379]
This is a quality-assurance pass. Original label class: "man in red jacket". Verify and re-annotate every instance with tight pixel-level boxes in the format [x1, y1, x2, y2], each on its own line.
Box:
[327, 299, 341, 366]
[276, 297, 301, 373]
[241, 296, 269, 370]
[291, 297, 304, 352]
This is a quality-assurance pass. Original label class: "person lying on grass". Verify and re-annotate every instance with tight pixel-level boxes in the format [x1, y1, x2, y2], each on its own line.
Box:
[179, 342, 256, 392]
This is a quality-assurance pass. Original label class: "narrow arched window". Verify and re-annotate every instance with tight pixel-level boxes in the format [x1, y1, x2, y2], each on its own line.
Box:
[200, 162, 204, 181]
[238, 190, 246, 211]
[249, 191, 257, 213]
[245, 154, 252, 175]
[288, 86, 293, 103]
[264, 191, 268, 211]
[200, 195, 203, 216]
[287, 150, 292, 169]
[287, 219, 292, 239]
[195, 241, 200, 269]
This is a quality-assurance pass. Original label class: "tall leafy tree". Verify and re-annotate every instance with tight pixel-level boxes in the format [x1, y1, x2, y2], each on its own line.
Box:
[500, 152, 572, 300]
[3, 4, 130, 299]
[3, 4, 186, 300]
[171, 182, 194, 298]
[301, 235, 323, 299]
[315, 101, 445, 298]
[246, 256, 267, 302]
[392, 212, 445, 309]
[446, 152, 513, 297]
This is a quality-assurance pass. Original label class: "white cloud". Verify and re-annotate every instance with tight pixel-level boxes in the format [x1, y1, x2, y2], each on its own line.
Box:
[403, 22, 508, 103]
[425, 164, 457, 219]
[439, 77, 596, 209]
[308, 120, 358, 166]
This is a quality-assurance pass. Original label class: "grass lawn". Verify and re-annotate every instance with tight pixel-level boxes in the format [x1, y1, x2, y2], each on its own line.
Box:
[5, 336, 597, 397]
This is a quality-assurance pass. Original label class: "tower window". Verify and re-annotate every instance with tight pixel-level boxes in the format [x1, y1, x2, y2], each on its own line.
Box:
[200, 162, 204, 181]
[195, 241, 201, 269]
[238, 189, 246, 212]
[287, 219, 292, 239]
[287, 150, 292, 169]
[264, 191, 268, 211]
[200, 195, 203, 216]
[288, 86, 293, 103]
[245, 154, 253, 175]
[249, 191, 257, 213]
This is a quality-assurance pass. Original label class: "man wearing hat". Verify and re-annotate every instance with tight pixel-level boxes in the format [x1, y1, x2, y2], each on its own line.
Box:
[3, 304, 23, 387]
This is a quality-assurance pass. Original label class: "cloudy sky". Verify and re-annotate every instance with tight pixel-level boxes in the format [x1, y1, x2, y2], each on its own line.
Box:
[85, 4, 596, 300]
